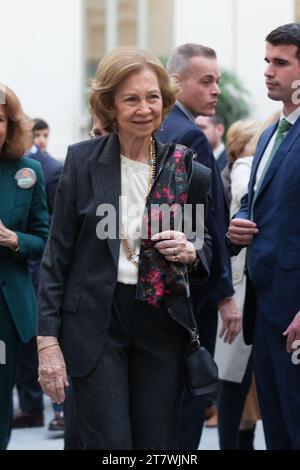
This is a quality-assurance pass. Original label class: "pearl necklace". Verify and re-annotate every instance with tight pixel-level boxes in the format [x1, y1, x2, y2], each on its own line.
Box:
[121, 137, 156, 267]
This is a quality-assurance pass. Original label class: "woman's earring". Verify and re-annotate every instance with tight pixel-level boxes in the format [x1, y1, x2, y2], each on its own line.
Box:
[160, 122, 164, 132]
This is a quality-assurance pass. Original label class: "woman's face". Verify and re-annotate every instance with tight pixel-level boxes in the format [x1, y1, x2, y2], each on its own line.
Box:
[0, 104, 8, 155]
[113, 68, 163, 141]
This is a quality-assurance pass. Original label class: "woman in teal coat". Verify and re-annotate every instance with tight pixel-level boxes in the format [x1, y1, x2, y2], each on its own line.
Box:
[0, 84, 49, 449]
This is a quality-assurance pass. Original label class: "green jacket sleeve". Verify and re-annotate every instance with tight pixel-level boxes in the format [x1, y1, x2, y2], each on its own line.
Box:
[14, 163, 49, 260]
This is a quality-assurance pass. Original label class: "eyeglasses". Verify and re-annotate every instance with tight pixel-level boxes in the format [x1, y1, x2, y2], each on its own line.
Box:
[89, 129, 104, 139]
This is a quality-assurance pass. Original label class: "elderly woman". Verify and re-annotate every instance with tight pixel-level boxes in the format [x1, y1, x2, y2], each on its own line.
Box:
[0, 84, 49, 449]
[37, 47, 212, 450]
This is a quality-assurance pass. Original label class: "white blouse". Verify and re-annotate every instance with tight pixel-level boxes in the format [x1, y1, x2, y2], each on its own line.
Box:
[117, 154, 150, 284]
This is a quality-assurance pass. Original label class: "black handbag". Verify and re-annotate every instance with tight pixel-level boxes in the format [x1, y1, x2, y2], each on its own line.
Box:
[184, 326, 220, 396]
[164, 291, 219, 396]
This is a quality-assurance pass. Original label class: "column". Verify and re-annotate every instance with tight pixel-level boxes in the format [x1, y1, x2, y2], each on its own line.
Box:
[138, 0, 148, 49]
[106, 0, 118, 51]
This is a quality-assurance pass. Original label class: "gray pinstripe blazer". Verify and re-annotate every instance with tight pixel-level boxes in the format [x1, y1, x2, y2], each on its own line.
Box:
[38, 134, 212, 377]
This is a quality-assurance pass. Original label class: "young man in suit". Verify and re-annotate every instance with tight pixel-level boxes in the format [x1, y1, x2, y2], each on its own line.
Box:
[195, 115, 227, 172]
[158, 43, 241, 449]
[229, 23, 300, 450]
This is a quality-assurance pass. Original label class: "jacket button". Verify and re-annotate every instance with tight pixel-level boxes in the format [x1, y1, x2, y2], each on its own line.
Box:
[167, 308, 173, 314]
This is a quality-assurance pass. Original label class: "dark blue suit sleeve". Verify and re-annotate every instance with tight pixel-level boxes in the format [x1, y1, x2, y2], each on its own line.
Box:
[46, 164, 63, 215]
[178, 129, 234, 303]
[228, 193, 250, 257]
[176, 128, 213, 168]
[234, 193, 249, 220]
[159, 113, 234, 304]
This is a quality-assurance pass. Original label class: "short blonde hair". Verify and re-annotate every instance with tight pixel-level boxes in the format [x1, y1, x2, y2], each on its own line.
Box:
[226, 119, 261, 164]
[246, 111, 281, 156]
[89, 47, 177, 133]
[0, 84, 32, 160]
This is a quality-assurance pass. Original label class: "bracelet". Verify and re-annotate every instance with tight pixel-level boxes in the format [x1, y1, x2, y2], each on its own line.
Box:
[37, 342, 59, 354]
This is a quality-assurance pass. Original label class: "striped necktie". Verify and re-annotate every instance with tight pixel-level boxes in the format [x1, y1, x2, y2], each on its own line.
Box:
[251, 118, 292, 217]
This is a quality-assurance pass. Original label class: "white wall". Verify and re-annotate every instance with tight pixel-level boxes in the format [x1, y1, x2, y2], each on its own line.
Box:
[0, 0, 296, 159]
[0, 0, 83, 160]
[174, 0, 295, 120]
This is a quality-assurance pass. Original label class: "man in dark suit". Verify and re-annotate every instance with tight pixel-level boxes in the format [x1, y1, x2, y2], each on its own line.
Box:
[13, 137, 62, 429]
[195, 115, 227, 172]
[229, 23, 300, 449]
[158, 43, 241, 449]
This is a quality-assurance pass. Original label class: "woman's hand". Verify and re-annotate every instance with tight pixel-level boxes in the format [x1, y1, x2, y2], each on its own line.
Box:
[37, 336, 69, 404]
[0, 219, 19, 250]
[151, 230, 197, 265]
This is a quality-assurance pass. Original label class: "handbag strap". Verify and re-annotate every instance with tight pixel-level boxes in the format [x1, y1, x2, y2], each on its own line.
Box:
[186, 296, 201, 345]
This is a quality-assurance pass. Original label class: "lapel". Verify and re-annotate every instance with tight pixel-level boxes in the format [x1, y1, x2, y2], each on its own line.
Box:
[174, 103, 191, 123]
[252, 116, 300, 207]
[155, 138, 165, 168]
[161, 104, 188, 133]
[0, 159, 19, 227]
[248, 123, 277, 208]
[88, 134, 121, 267]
